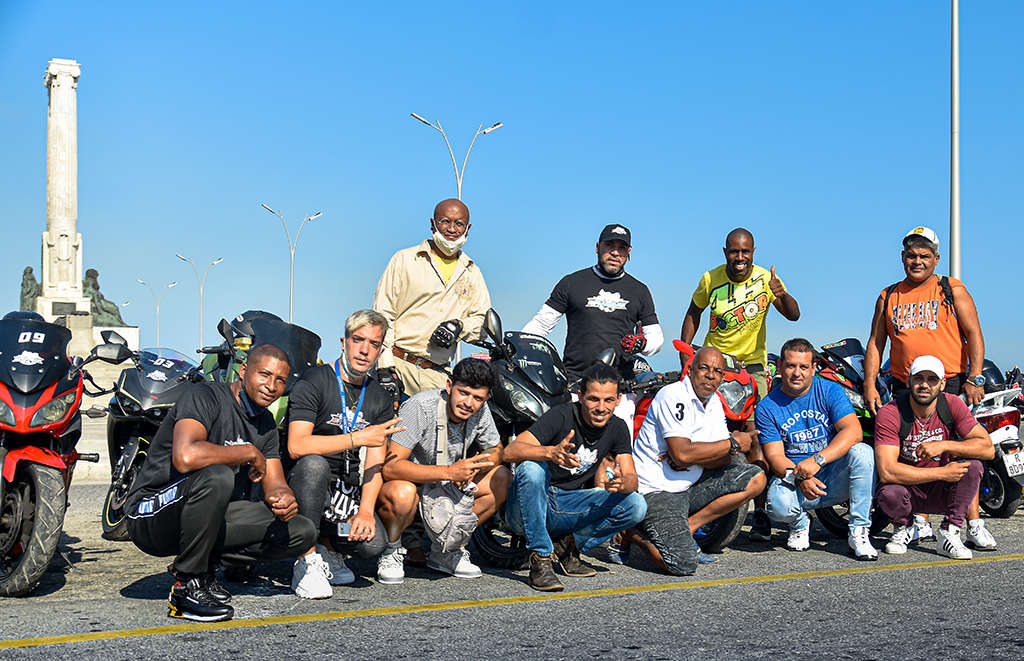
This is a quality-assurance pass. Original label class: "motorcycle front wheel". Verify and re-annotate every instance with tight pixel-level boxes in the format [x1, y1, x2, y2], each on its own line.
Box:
[470, 517, 530, 570]
[817, 501, 890, 538]
[101, 444, 144, 541]
[979, 460, 1023, 518]
[695, 501, 749, 553]
[0, 464, 67, 597]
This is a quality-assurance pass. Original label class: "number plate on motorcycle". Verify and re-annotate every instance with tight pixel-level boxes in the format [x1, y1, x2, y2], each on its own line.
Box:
[1002, 452, 1024, 478]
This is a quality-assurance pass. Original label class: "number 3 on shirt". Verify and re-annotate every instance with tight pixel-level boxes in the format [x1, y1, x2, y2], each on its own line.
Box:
[675, 403, 685, 421]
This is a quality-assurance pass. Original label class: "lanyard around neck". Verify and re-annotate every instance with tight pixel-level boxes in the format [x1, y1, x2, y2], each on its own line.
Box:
[334, 358, 367, 435]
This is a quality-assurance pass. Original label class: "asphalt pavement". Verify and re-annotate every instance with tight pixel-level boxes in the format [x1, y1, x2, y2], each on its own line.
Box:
[2, 482, 1024, 659]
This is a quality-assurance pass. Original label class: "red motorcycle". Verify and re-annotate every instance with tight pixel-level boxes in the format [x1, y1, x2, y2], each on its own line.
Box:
[0, 311, 129, 596]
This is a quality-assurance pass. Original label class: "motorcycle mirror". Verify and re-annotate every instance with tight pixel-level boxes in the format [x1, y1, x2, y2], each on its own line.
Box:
[95, 343, 133, 364]
[217, 318, 233, 343]
[100, 330, 128, 346]
[597, 348, 618, 367]
[483, 309, 503, 344]
[84, 405, 108, 419]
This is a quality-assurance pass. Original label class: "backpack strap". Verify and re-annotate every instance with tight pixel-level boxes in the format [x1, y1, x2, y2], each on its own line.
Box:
[934, 392, 959, 440]
[883, 283, 900, 336]
[894, 391, 914, 442]
[938, 276, 967, 344]
[435, 395, 450, 467]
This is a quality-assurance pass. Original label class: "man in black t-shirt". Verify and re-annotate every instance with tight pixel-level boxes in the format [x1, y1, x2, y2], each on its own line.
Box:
[522, 223, 663, 381]
[126, 344, 315, 622]
[285, 309, 404, 598]
[503, 363, 647, 591]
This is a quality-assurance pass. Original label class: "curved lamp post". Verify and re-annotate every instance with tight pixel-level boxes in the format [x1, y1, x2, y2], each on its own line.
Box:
[176, 254, 223, 348]
[137, 279, 177, 347]
[410, 113, 503, 200]
[260, 203, 322, 322]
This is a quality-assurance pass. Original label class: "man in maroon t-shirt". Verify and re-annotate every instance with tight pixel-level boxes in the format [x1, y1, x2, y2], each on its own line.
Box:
[874, 355, 995, 559]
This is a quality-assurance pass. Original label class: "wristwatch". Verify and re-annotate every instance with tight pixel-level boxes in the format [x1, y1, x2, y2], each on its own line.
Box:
[968, 375, 986, 388]
[729, 434, 741, 455]
[812, 453, 826, 467]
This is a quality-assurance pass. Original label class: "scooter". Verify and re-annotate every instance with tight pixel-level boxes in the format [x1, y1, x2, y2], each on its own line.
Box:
[0, 312, 131, 596]
[99, 341, 203, 541]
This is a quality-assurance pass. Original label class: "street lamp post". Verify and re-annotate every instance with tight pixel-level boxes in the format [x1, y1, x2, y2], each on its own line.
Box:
[259, 204, 322, 322]
[410, 113, 503, 200]
[176, 254, 223, 348]
[137, 279, 177, 347]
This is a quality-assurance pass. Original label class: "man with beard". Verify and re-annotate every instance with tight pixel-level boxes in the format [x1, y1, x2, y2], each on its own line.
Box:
[373, 198, 491, 395]
[873, 355, 993, 559]
[502, 363, 647, 592]
[522, 224, 663, 382]
[285, 309, 406, 598]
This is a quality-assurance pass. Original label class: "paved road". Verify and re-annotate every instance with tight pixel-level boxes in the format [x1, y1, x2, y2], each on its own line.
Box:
[3, 483, 1024, 658]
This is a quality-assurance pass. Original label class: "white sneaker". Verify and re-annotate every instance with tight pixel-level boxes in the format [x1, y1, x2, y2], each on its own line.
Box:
[786, 526, 810, 551]
[377, 544, 406, 585]
[848, 526, 878, 561]
[885, 524, 914, 555]
[316, 544, 355, 585]
[965, 519, 997, 550]
[911, 515, 934, 541]
[427, 547, 482, 578]
[291, 552, 333, 599]
[937, 525, 973, 560]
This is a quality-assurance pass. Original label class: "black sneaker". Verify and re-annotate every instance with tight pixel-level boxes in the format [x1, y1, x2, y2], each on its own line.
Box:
[552, 535, 596, 577]
[168, 577, 234, 621]
[749, 510, 772, 542]
[528, 553, 564, 592]
[203, 572, 232, 604]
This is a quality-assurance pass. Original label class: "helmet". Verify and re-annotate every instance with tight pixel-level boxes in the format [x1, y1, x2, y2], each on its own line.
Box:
[981, 359, 1005, 391]
[229, 310, 282, 339]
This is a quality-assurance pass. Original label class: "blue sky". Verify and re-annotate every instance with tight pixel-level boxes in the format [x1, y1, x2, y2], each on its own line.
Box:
[1, 2, 1022, 373]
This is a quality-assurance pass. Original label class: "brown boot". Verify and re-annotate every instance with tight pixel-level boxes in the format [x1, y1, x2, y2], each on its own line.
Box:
[529, 553, 564, 592]
[552, 534, 597, 577]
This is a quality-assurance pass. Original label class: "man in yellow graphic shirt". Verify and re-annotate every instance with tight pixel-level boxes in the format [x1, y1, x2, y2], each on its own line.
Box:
[680, 228, 800, 398]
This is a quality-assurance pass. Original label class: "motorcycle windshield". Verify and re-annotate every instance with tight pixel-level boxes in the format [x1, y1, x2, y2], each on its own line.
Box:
[504, 332, 567, 396]
[0, 318, 72, 394]
[133, 348, 198, 396]
[820, 338, 866, 385]
[249, 318, 322, 390]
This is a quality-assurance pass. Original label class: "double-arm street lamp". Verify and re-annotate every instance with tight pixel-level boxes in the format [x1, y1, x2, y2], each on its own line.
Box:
[260, 203, 322, 322]
[137, 279, 177, 347]
[410, 113, 503, 200]
[176, 254, 223, 348]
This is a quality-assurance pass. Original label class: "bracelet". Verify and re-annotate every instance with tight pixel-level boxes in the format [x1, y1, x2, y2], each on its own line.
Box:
[349, 432, 356, 450]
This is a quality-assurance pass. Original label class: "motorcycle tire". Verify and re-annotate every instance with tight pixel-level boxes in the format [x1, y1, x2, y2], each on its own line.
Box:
[469, 517, 530, 570]
[0, 464, 67, 597]
[695, 501, 749, 553]
[816, 502, 890, 539]
[101, 448, 144, 542]
[979, 460, 1023, 518]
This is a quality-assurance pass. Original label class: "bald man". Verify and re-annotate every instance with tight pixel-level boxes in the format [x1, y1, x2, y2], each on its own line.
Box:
[680, 227, 800, 400]
[373, 198, 491, 394]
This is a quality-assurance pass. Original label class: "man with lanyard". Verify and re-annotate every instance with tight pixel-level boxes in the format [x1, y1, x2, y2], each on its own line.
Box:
[873, 355, 993, 558]
[126, 344, 316, 622]
[378, 358, 509, 583]
[522, 223, 662, 422]
[503, 363, 647, 592]
[680, 227, 800, 541]
[862, 226, 993, 548]
[373, 198, 491, 396]
[755, 338, 878, 560]
[285, 310, 405, 598]
[624, 347, 765, 576]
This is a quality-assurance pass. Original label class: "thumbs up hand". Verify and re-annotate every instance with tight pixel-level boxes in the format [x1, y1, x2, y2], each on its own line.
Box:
[768, 265, 786, 299]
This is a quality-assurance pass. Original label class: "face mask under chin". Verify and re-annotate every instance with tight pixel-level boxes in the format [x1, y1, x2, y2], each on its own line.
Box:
[432, 229, 467, 257]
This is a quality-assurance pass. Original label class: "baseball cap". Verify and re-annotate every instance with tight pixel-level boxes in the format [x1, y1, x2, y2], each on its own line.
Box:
[909, 355, 945, 379]
[903, 226, 940, 251]
[599, 224, 631, 246]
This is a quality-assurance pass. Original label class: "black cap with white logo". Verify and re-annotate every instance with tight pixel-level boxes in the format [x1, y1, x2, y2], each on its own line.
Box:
[598, 224, 631, 247]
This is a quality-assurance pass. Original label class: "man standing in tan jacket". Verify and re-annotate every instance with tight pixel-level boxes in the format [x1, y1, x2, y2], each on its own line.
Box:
[373, 198, 491, 395]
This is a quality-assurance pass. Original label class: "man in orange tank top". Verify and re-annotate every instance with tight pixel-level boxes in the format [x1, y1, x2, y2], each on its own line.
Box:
[863, 226, 985, 412]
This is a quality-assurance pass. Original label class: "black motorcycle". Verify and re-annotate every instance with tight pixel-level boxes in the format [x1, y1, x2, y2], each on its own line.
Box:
[100, 342, 202, 541]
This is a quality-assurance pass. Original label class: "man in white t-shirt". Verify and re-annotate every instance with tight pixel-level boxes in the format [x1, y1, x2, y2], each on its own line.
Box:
[617, 346, 765, 575]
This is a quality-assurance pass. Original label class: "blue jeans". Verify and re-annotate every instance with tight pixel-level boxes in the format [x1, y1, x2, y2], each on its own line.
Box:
[505, 461, 647, 556]
[765, 442, 876, 531]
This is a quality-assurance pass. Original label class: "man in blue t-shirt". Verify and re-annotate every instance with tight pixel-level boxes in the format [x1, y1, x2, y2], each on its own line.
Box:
[755, 338, 877, 560]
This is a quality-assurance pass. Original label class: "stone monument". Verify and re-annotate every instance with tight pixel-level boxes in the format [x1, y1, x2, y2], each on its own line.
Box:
[30, 58, 139, 355]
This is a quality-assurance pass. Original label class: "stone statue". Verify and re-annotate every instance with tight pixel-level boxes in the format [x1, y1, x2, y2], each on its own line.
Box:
[20, 266, 41, 312]
[82, 268, 127, 326]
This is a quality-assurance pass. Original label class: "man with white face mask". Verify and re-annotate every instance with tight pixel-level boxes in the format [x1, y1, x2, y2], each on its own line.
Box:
[373, 198, 491, 395]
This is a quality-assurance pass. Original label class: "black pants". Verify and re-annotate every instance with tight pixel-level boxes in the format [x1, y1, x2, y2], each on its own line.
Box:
[287, 454, 387, 559]
[127, 464, 316, 577]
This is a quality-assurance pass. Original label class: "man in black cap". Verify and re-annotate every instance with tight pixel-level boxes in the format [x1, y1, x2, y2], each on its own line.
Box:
[523, 224, 662, 391]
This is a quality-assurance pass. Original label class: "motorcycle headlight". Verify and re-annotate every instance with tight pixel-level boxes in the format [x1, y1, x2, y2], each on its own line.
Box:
[0, 400, 14, 426]
[117, 394, 142, 416]
[717, 380, 748, 412]
[845, 389, 866, 411]
[510, 389, 544, 420]
[30, 391, 77, 427]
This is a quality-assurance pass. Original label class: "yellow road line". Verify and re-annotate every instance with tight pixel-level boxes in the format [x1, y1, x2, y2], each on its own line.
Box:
[3, 552, 1022, 650]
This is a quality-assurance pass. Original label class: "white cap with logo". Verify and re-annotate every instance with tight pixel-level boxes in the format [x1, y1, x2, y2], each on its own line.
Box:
[909, 355, 946, 379]
[903, 226, 940, 251]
